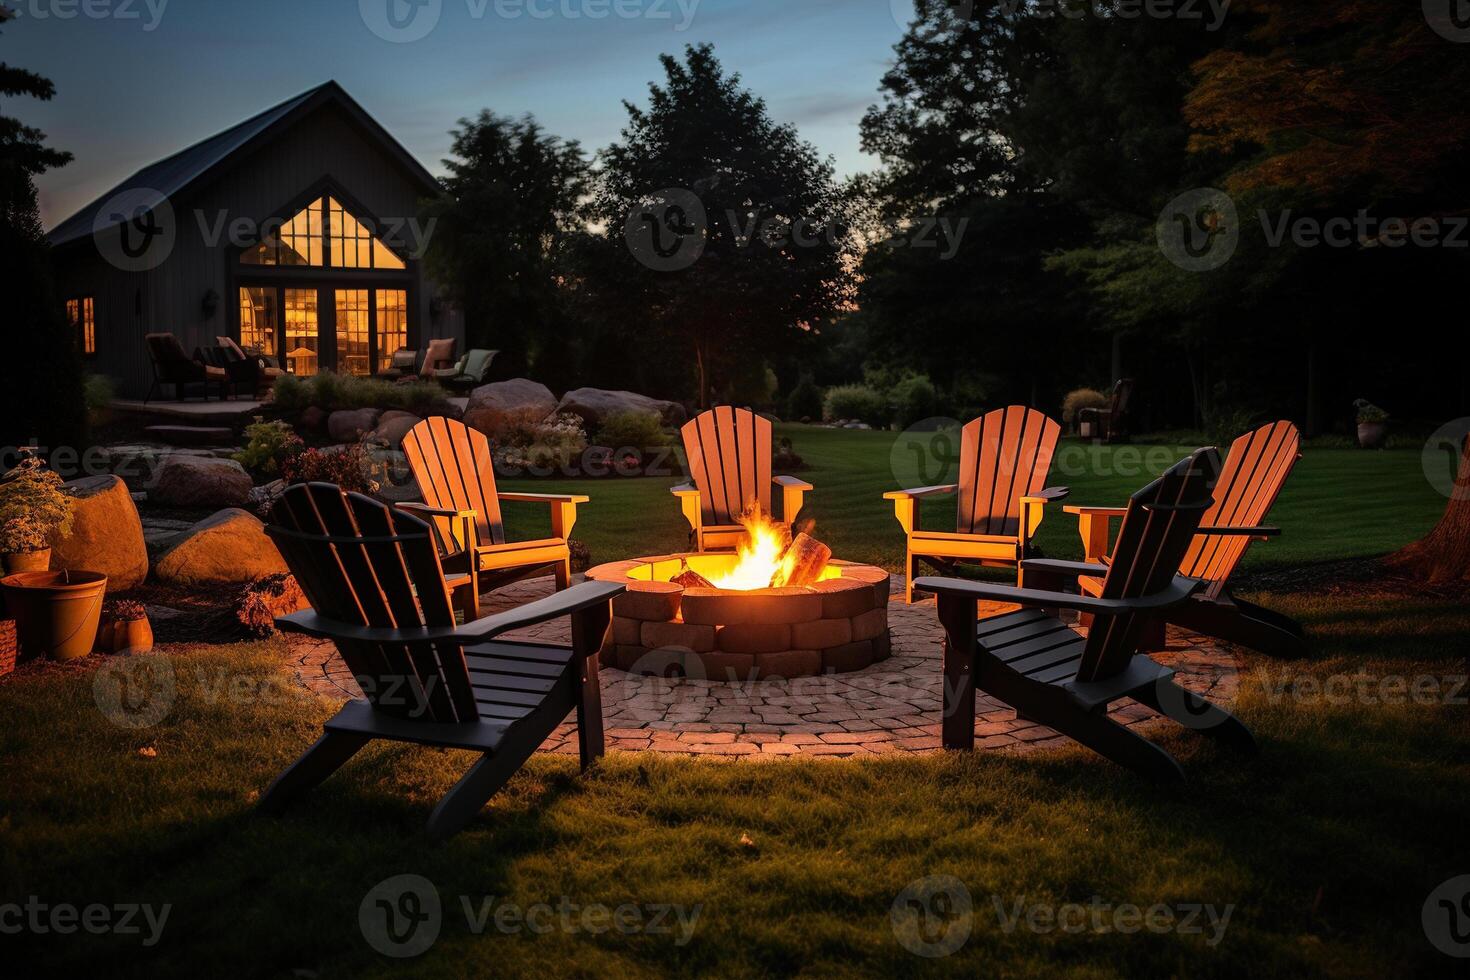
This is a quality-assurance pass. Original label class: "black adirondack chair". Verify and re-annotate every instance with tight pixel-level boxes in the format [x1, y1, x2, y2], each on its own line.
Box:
[919, 447, 1257, 780]
[260, 483, 623, 839]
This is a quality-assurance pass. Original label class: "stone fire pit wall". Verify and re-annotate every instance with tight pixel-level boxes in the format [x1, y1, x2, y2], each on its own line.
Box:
[585, 556, 891, 680]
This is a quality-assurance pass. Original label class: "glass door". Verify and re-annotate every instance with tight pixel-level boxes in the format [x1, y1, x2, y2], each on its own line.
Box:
[334, 289, 371, 376]
[283, 288, 319, 376]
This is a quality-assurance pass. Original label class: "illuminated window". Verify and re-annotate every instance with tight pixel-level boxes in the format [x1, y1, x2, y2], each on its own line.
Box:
[243, 195, 406, 269]
[375, 289, 408, 373]
[238, 287, 278, 356]
[282, 288, 319, 376]
[330, 198, 406, 270]
[67, 297, 96, 354]
[335, 289, 371, 376]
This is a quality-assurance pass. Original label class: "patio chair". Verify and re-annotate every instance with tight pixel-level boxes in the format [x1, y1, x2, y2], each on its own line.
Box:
[920, 447, 1257, 780]
[417, 337, 458, 383]
[672, 406, 814, 552]
[216, 336, 285, 397]
[375, 347, 418, 380]
[884, 406, 1069, 603]
[400, 416, 588, 620]
[1065, 420, 1305, 657]
[441, 348, 499, 392]
[1078, 378, 1134, 443]
[144, 332, 228, 403]
[260, 483, 622, 840]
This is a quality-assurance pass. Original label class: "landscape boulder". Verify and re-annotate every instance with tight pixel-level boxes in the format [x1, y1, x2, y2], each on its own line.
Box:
[555, 388, 686, 429]
[328, 407, 382, 443]
[51, 475, 149, 591]
[368, 410, 421, 447]
[299, 406, 327, 431]
[464, 379, 558, 436]
[150, 455, 253, 508]
[154, 508, 289, 587]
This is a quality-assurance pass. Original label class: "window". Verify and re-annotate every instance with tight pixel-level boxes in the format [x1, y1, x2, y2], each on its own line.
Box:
[242, 195, 405, 269]
[67, 297, 96, 354]
[282, 288, 319, 376]
[335, 289, 371, 376]
[238, 287, 278, 356]
[375, 289, 408, 373]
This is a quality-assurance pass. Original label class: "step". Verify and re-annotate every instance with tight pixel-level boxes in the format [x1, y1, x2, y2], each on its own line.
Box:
[143, 425, 236, 446]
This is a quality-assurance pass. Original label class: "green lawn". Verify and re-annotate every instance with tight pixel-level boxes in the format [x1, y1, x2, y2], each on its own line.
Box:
[500, 425, 1446, 573]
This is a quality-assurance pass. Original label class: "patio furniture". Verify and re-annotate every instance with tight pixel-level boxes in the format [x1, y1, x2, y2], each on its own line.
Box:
[400, 416, 588, 619]
[413, 337, 457, 383]
[920, 447, 1257, 780]
[1066, 420, 1305, 657]
[144, 332, 228, 403]
[202, 337, 285, 398]
[440, 348, 498, 392]
[375, 347, 418, 380]
[1078, 378, 1134, 443]
[884, 405, 1069, 603]
[260, 483, 622, 840]
[672, 406, 813, 552]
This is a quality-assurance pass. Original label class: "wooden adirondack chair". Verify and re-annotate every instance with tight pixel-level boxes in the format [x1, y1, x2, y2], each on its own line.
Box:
[673, 406, 814, 551]
[920, 447, 1257, 780]
[260, 483, 623, 840]
[1078, 378, 1134, 443]
[884, 406, 1069, 603]
[1065, 420, 1304, 656]
[401, 417, 589, 620]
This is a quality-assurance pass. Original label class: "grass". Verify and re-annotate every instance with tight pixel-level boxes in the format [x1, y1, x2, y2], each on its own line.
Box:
[498, 424, 1447, 573]
[1, 586, 1467, 976]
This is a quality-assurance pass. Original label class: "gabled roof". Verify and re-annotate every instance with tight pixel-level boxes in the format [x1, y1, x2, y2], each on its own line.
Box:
[47, 81, 441, 247]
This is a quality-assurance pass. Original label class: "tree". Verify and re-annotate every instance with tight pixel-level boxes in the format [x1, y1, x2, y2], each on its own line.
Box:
[1387, 437, 1470, 583]
[585, 44, 852, 408]
[0, 4, 85, 451]
[423, 111, 589, 383]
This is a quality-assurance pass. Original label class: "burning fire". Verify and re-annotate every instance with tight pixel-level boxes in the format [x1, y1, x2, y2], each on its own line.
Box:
[708, 507, 834, 591]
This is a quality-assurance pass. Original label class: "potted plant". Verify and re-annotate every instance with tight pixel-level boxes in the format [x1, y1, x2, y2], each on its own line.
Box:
[0, 569, 107, 662]
[0, 453, 74, 573]
[1354, 399, 1390, 449]
[97, 599, 153, 654]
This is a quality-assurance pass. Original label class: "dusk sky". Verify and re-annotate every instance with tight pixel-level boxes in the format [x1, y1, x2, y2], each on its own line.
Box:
[16, 0, 914, 230]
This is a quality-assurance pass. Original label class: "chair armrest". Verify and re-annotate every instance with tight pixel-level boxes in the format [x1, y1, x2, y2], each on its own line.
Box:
[394, 502, 477, 555]
[1019, 558, 1110, 578]
[497, 492, 591, 505]
[1198, 525, 1281, 538]
[1063, 505, 1129, 563]
[773, 475, 814, 491]
[1062, 505, 1127, 518]
[671, 483, 700, 497]
[884, 485, 957, 501]
[914, 574, 1201, 614]
[395, 502, 475, 521]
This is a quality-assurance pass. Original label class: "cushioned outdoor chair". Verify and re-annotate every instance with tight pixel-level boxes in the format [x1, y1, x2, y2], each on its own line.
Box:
[144, 332, 228, 403]
[441, 348, 499, 392]
[1078, 378, 1134, 443]
[921, 447, 1257, 781]
[375, 347, 418, 380]
[417, 338, 458, 382]
[261, 483, 622, 840]
[672, 406, 813, 552]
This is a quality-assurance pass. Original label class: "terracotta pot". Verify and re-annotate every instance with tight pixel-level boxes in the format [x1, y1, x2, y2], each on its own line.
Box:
[1357, 421, 1388, 449]
[96, 620, 115, 654]
[0, 569, 107, 662]
[3, 549, 51, 574]
[113, 617, 154, 654]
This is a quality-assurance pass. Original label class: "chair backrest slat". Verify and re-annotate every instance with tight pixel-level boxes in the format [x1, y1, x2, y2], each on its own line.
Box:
[680, 407, 774, 524]
[956, 406, 1061, 536]
[402, 417, 505, 545]
[1076, 448, 1221, 682]
[267, 483, 478, 723]
[1180, 421, 1300, 597]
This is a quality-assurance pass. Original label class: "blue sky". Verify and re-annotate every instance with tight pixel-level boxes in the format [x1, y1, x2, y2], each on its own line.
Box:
[16, 0, 913, 229]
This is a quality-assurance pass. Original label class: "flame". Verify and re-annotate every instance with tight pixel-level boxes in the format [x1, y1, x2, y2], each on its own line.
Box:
[710, 507, 790, 591]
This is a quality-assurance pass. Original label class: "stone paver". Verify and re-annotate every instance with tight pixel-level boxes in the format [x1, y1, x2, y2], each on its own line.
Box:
[286, 574, 1244, 760]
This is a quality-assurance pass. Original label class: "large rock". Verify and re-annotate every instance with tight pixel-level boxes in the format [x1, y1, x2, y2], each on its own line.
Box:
[154, 509, 289, 587]
[51, 476, 149, 591]
[328, 408, 382, 443]
[150, 455, 252, 508]
[556, 388, 686, 429]
[368, 410, 420, 448]
[464, 379, 557, 436]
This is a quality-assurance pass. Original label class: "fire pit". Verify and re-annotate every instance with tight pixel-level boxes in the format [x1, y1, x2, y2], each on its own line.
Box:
[587, 513, 891, 680]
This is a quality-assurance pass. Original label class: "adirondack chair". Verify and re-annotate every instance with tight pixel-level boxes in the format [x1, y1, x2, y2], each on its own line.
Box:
[920, 447, 1257, 780]
[884, 406, 1069, 603]
[260, 483, 623, 839]
[400, 416, 589, 620]
[673, 406, 814, 551]
[1065, 420, 1305, 656]
[1078, 378, 1134, 443]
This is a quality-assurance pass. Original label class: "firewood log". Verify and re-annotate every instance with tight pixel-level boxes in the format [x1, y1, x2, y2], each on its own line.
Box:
[671, 560, 715, 590]
[771, 533, 831, 589]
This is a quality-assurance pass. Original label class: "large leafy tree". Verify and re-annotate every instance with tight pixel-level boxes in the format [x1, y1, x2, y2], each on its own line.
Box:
[0, 4, 85, 451]
[584, 44, 852, 407]
[423, 111, 589, 384]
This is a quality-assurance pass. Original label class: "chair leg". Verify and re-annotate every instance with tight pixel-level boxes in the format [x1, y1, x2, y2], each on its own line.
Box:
[936, 593, 978, 750]
[570, 604, 610, 771]
[425, 739, 540, 841]
[258, 731, 370, 815]
[1043, 705, 1185, 782]
[554, 556, 572, 591]
[1172, 596, 1307, 659]
[904, 548, 918, 604]
[1132, 678, 1258, 755]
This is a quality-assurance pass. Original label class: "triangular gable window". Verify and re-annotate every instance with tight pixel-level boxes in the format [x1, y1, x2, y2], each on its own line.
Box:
[241, 196, 406, 270]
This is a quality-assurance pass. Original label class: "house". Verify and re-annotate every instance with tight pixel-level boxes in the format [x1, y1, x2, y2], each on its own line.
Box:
[46, 81, 461, 397]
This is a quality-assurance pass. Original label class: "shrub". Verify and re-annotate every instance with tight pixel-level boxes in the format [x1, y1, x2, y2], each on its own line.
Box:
[493, 412, 588, 473]
[280, 444, 381, 495]
[823, 384, 888, 427]
[271, 372, 452, 416]
[595, 410, 672, 452]
[235, 573, 307, 638]
[786, 377, 825, 422]
[1354, 399, 1389, 424]
[234, 418, 304, 477]
[888, 374, 939, 429]
[83, 374, 115, 413]
[1062, 387, 1110, 425]
[1205, 407, 1261, 448]
[0, 452, 74, 552]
